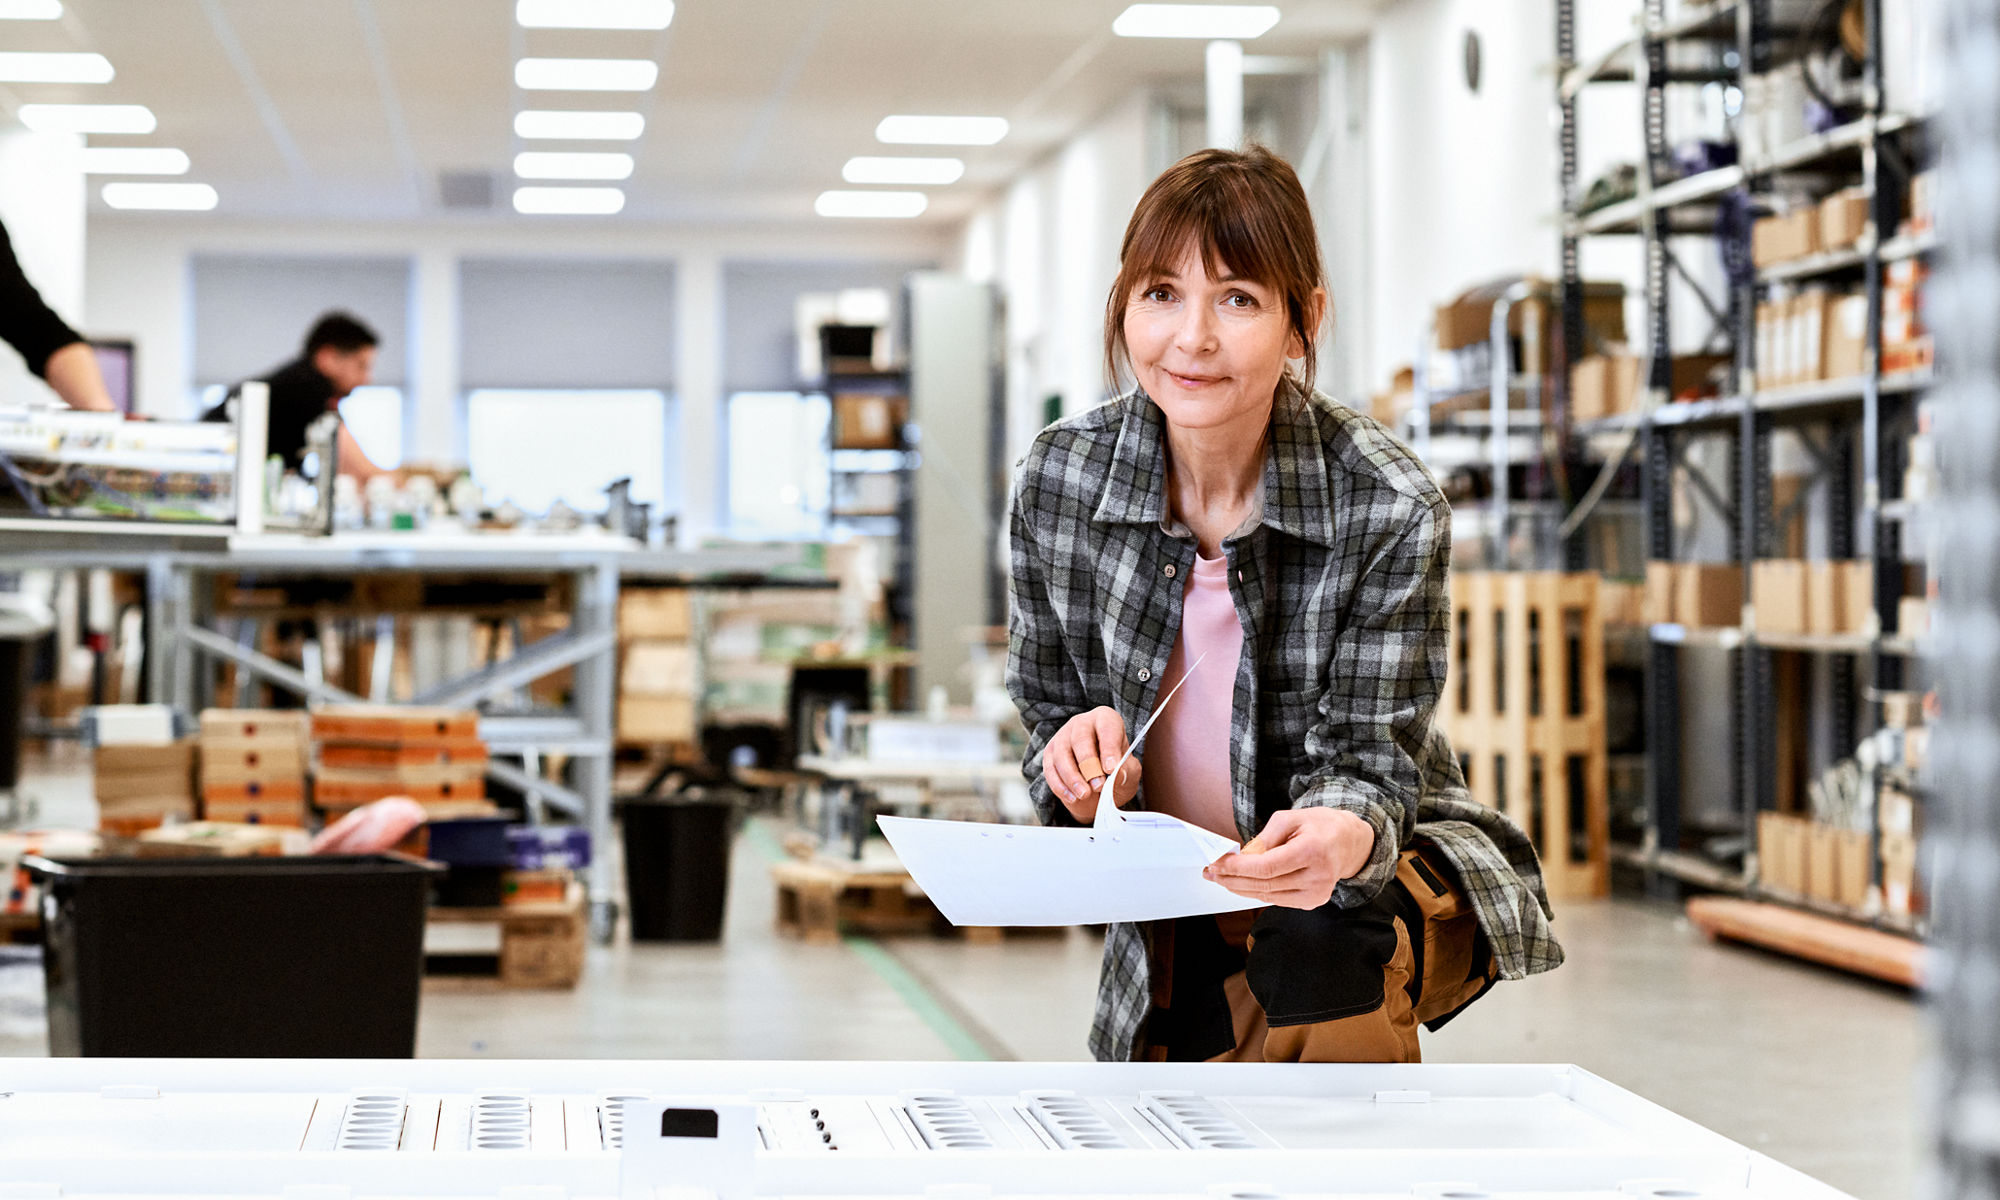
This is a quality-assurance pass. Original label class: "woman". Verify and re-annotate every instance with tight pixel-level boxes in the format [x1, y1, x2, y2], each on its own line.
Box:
[1006, 146, 1563, 1064]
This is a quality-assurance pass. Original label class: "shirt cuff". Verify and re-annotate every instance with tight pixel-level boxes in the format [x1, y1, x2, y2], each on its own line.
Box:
[1295, 787, 1400, 906]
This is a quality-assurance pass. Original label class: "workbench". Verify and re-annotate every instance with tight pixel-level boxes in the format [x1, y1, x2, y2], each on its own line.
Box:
[795, 753, 1022, 860]
[0, 1058, 1852, 1197]
[0, 525, 814, 939]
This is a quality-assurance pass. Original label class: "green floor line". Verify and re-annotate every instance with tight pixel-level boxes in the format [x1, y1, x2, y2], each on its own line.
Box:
[842, 935, 994, 1062]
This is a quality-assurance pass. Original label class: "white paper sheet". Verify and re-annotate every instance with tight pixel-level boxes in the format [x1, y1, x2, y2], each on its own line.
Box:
[876, 811, 1262, 926]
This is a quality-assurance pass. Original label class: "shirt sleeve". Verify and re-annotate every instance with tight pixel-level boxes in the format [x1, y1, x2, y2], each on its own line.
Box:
[0, 220, 84, 380]
[1290, 497, 1453, 906]
[1004, 468, 1091, 828]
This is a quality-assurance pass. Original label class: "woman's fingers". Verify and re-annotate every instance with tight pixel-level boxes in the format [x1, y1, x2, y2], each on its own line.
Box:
[1044, 731, 1090, 814]
[1089, 707, 1140, 805]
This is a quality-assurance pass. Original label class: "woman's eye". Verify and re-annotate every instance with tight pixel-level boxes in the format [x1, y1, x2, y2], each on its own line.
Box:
[1143, 287, 1174, 303]
[1224, 292, 1257, 308]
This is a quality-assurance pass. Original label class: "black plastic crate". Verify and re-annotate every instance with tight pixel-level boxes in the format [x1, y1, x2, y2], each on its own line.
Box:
[24, 854, 438, 1058]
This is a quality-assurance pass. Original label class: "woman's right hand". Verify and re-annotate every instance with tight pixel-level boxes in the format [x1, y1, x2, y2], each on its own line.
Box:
[1042, 706, 1142, 822]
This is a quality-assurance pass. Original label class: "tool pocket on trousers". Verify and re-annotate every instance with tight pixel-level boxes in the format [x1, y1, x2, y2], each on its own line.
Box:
[1244, 900, 1401, 1027]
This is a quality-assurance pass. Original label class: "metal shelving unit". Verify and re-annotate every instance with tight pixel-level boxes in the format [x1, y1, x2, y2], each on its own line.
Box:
[1557, 0, 1934, 928]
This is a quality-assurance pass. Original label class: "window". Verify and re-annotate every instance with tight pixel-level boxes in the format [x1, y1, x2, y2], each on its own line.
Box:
[338, 386, 405, 471]
[726, 391, 830, 537]
[466, 389, 669, 515]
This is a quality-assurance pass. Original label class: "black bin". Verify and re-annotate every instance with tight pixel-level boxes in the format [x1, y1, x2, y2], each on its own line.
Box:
[25, 854, 438, 1057]
[621, 795, 736, 942]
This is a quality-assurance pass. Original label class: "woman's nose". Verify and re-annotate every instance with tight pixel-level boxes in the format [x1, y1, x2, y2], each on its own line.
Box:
[1173, 304, 1218, 354]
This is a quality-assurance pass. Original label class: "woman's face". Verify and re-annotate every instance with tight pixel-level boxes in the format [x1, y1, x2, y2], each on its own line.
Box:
[1122, 244, 1311, 435]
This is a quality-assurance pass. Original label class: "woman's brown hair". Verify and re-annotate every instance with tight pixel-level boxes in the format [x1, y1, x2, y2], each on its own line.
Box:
[1103, 145, 1328, 395]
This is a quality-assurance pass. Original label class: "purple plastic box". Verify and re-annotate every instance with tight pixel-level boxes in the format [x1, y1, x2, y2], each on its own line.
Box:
[506, 825, 592, 870]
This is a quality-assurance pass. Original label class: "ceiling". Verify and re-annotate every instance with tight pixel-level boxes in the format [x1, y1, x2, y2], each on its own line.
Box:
[0, 0, 1379, 227]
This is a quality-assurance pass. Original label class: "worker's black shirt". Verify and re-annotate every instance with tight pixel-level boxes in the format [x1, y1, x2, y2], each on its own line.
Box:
[0, 218, 84, 380]
[201, 356, 339, 470]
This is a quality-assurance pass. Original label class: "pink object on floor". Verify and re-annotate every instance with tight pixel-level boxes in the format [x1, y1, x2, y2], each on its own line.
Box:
[310, 797, 429, 855]
[1142, 551, 1244, 840]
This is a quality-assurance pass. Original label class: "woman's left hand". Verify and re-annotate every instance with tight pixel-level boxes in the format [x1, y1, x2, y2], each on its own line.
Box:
[1202, 808, 1377, 909]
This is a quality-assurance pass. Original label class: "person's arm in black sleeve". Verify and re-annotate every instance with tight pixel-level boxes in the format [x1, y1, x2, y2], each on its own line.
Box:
[0, 220, 114, 411]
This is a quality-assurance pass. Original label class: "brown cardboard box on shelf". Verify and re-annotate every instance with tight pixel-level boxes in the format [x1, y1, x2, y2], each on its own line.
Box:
[1805, 560, 1873, 635]
[620, 642, 697, 697]
[1879, 785, 1921, 842]
[1771, 475, 1808, 557]
[1795, 290, 1832, 384]
[1643, 561, 1677, 626]
[1830, 828, 1872, 910]
[1803, 822, 1840, 902]
[619, 588, 693, 640]
[1898, 595, 1931, 639]
[1822, 293, 1870, 381]
[1818, 187, 1871, 250]
[1673, 563, 1743, 629]
[1838, 561, 1876, 635]
[1880, 833, 1921, 918]
[832, 392, 902, 450]
[1757, 812, 1808, 893]
[1664, 354, 1733, 402]
[1433, 277, 1626, 353]
[618, 695, 697, 744]
[1569, 354, 1640, 422]
[1752, 208, 1822, 267]
[1752, 559, 1808, 634]
[1598, 581, 1646, 627]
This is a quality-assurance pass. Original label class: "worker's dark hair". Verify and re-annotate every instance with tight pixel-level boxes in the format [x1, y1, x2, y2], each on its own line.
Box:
[1105, 145, 1328, 394]
[303, 311, 379, 357]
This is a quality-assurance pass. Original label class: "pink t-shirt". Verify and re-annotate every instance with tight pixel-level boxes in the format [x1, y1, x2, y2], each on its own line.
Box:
[1143, 551, 1244, 840]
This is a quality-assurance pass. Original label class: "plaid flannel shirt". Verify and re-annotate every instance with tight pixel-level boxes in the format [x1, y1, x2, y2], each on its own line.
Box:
[1005, 381, 1565, 1063]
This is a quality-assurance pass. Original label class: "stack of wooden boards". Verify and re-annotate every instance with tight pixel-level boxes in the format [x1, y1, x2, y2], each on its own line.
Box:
[92, 740, 195, 837]
[312, 705, 488, 820]
[198, 710, 308, 826]
[618, 587, 696, 745]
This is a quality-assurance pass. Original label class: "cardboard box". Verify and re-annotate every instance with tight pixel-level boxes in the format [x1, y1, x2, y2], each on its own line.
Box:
[1771, 475, 1808, 557]
[1644, 561, 1678, 626]
[1792, 290, 1830, 384]
[1752, 560, 1808, 634]
[1881, 833, 1921, 917]
[1823, 293, 1870, 381]
[1879, 785, 1920, 841]
[1804, 822, 1840, 902]
[1831, 828, 1872, 909]
[832, 392, 902, 450]
[1818, 187, 1871, 250]
[619, 588, 693, 640]
[1898, 596, 1931, 639]
[1757, 812, 1808, 893]
[1752, 208, 1822, 266]
[136, 822, 289, 858]
[1880, 691, 1926, 730]
[1806, 560, 1875, 635]
[1433, 278, 1626, 353]
[1674, 563, 1743, 630]
[1570, 354, 1640, 422]
[94, 741, 195, 778]
[1599, 581, 1646, 627]
[617, 695, 697, 744]
[621, 642, 697, 697]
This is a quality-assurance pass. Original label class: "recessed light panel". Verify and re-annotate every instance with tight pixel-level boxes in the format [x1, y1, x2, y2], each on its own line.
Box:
[513, 186, 626, 215]
[0, 52, 113, 83]
[79, 147, 191, 175]
[515, 58, 658, 92]
[101, 182, 217, 211]
[842, 156, 964, 185]
[516, 0, 673, 29]
[1112, 4, 1281, 38]
[815, 190, 928, 219]
[874, 115, 1007, 146]
[514, 151, 635, 181]
[19, 104, 155, 134]
[514, 110, 644, 140]
[0, 0, 63, 19]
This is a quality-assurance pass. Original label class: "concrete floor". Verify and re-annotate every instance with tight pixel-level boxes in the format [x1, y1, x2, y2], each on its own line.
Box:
[2, 746, 1919, 1198]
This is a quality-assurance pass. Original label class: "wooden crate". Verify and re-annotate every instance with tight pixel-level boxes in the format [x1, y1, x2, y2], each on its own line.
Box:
[771, 859, 937, 943]
[1437, 571, 1611, 900]
[427, 883, 586, 989]
[312, 706, 479, 743]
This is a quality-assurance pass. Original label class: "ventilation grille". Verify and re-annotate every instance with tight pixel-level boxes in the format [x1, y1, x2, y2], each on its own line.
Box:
[1022, 1091, 1126, 1150]
[899, 1091, 994, 1150]
[1140, 1090, 1257, 1150]
[336, 1089, 407, 1152]
[470, 1090, 532, 1152]
[598, 1092, 650, 1150]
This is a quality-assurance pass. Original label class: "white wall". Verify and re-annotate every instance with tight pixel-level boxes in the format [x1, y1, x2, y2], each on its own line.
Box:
[0, 129, 86, 406]
[84, 216, 950, 541]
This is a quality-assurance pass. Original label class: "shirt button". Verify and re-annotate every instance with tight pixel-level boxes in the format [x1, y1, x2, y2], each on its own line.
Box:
[1138, 668, 1152, 682]
[1163, 563, 1176, 578]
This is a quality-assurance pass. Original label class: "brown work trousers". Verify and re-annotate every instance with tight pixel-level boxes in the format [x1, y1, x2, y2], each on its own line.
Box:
[1143, 844, 1496, 1063]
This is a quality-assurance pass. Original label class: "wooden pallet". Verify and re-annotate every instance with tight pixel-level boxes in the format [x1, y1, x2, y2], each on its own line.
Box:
[1437, 571, 1611, 900]
[425, 882, 586, 989]
[1686, 896, 1923, 987]
[771, 859, 938, 943]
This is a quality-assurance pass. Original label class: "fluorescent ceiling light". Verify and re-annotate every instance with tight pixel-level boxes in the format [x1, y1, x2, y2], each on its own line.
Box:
[0, 51, 113, 83]
[0, 0, 63, 18]
[514, 110, 644, 140]
[1112, 4, 1281, 38]
[874, 115, 1007, 146]
[79, 147, 190, 175]
[515, 57, 658, 91]
[514, 150, 633, 181]
[513, 186, 625, 215]
[18, 103, 155, 134]
[842, 156, 964, 185]
[516, 0, 673, 29]
[101, 182, 217, 211]
[815, 190, 928, 219]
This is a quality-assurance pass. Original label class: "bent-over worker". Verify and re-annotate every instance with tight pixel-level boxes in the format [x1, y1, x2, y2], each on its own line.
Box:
[1006, 146, 1564, 1064]
[204, 310, 387, 481]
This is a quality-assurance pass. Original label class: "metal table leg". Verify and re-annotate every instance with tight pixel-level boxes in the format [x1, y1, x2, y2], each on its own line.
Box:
[573, 558, 620, 943]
